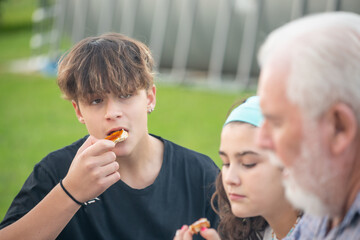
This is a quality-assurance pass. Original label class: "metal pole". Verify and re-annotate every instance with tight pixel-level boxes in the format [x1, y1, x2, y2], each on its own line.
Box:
[120, 0, 139, 37]
[235, 0, 263, 88]
[71, 0, 88, 43]
[171, 0, 198, 82]
[149, 0, 171, 70]
[326, 0, 342, 11]
[291, 0, 308, 20]
[207, 0, 232, 84]
[49, 0, 67, 60]
[97, 0, 116, 35]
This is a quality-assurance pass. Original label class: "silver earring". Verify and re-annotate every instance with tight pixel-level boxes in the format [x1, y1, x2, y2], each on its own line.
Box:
[147, 107, 154, 113]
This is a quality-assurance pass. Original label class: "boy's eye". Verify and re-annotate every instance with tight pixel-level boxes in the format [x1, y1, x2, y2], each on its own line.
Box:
[120, 94, 132, 99]
[91, 98, 103, 105]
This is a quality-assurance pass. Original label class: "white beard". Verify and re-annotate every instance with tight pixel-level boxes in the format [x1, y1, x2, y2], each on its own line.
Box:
[266, 140, 332, 217]
[283, 169, 328, 216]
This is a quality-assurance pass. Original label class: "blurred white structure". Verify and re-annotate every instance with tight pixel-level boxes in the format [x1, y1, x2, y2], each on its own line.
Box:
[30, 0, 359, 89]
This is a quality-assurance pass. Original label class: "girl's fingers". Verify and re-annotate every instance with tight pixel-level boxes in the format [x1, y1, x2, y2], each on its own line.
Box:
[199, 228, 221, 240]
[174, 225, 192, 240]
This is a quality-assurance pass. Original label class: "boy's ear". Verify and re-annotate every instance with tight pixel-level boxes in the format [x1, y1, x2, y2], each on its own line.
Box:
[147, 85, 156, 110]
[72, 100, 85, 124]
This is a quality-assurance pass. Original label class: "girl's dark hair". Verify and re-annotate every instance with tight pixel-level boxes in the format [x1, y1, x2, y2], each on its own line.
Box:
[211, 172, 268, 240]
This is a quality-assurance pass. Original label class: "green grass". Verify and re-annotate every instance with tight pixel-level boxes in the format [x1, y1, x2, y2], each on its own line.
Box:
[0, 0, 37, 65]
[0, 72, 251, 219]
[0, 0, 255, 220]
[0, 73, 88, 217]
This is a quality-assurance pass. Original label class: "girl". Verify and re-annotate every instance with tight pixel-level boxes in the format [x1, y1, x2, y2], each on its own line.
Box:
[174, 96, 301, 240]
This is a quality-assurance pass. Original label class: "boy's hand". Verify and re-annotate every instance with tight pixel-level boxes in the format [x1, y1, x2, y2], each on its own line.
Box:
[62, 135, 121, 203]
[174, 225, 221, 240]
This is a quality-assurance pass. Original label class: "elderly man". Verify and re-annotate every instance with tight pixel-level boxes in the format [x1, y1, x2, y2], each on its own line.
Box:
[257, 12, 360, 239]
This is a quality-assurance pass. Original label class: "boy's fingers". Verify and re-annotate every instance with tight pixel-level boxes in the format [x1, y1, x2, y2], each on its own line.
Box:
[77, 135, 98, 155]
[82, 139, 115, 157]
[105, 170, 121, 185]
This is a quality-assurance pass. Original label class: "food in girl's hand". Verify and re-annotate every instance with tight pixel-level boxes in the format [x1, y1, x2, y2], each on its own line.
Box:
[105, 130, 128, 143]
[189, 218, 210, 234]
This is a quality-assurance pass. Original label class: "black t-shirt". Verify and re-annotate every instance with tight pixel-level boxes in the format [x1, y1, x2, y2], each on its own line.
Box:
[0, 135, 219, 240]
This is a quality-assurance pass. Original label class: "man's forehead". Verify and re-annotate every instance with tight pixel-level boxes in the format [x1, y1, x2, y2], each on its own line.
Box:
[258, 65, 287, 98]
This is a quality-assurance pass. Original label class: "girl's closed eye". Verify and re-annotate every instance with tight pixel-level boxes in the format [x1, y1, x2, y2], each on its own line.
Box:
[240, 154, 262, 169]
[242, 163, 257, 168]
[222, 162, 230, 168]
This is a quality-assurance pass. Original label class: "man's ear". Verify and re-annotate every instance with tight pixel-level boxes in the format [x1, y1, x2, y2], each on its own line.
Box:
[72, 100, 85, 124]
[325, 103, 357, 156]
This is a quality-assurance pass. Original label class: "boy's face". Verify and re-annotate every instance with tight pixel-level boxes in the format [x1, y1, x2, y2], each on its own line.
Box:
[72, 86, 156, 157]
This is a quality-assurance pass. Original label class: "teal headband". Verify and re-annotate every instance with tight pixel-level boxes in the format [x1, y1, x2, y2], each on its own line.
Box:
[224, 96, 264, 127]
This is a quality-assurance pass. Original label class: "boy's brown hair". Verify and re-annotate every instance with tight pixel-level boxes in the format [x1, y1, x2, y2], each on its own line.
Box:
[57, 32, 154, 102]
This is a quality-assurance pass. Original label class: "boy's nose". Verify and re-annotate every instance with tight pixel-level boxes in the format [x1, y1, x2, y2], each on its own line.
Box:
[105, 99, 122, 120]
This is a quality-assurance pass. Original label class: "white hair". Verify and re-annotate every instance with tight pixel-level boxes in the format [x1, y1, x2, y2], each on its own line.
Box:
[258, 12, 360, 122]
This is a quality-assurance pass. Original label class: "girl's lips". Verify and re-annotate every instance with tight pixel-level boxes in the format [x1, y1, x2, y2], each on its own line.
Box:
[228, 193, 246, 201]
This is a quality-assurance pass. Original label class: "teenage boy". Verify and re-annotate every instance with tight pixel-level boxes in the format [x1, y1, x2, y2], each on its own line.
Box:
[0, 33, 219, 240]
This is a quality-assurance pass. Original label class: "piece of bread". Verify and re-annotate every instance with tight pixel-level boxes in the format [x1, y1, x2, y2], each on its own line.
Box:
[189, 218, 210, 234]
[105, 129, 128, 143]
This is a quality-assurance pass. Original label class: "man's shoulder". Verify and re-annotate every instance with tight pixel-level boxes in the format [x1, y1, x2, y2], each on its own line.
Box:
[285, 214, 322, 240]
[287, 197, 360, 240]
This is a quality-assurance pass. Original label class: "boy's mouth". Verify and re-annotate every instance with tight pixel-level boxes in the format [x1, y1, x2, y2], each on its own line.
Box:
[106, 128, 127, 136]
[105, 129, 129, 143]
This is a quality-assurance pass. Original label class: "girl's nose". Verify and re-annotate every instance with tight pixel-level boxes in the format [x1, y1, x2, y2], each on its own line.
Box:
[223, 165, 241, 186]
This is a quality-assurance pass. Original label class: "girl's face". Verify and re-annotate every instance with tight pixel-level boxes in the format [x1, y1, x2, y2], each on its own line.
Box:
[219, 123, 286, 219]
[72, 86, 156, 157]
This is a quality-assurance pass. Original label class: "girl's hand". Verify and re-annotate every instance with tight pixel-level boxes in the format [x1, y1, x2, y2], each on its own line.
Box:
[174, 225, 221, 240]
[174, 225, 192, 240]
